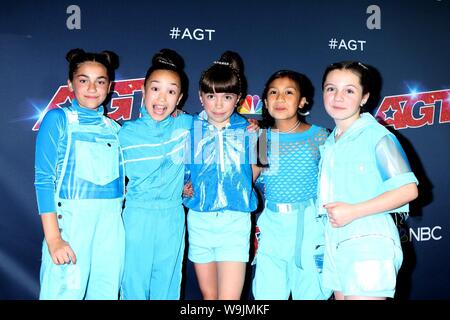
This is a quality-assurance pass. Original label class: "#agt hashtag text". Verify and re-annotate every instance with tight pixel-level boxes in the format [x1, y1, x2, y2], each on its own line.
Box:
[328, 38, 367, 51]
[169, 27, 215, 41]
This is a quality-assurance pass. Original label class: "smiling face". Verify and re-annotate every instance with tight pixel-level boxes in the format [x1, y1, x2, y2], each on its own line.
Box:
[323, 69, 369, 130]
[200, 91, 239, 129]
[67, 61, 111, 110]
[142, 69, 183, 121]
[265, 76, 306, 123]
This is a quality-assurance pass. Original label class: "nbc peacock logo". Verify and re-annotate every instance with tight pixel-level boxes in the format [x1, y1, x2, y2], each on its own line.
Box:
[237, 95, 263, 115]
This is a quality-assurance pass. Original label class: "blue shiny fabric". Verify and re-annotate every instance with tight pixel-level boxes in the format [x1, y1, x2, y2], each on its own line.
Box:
[183, 111, 258, 212]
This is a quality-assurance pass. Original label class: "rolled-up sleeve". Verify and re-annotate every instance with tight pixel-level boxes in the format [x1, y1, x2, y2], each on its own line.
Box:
[376, 134, 418, 212]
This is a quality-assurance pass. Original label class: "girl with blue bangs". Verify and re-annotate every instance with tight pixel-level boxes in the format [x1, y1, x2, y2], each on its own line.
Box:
[183, 51, 259, 300]
[35, 48, 125, 299]
[252, 70, 331, 300]
[319, 61, 419, 300]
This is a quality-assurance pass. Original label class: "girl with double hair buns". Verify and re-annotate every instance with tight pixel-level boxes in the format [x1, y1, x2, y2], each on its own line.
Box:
[35, 48, 124, 299]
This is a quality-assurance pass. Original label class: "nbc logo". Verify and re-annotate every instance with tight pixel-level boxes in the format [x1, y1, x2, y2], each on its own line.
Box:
[238, 95, 263, 115]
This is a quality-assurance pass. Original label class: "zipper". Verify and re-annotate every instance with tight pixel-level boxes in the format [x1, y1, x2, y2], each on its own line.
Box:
[336, 233, 396, 250]
[218, 130, 225, 172]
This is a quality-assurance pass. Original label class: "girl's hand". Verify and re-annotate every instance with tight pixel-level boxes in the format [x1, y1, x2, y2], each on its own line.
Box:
[246, 118, 260, 132]
[47, 238, 77, 265]
[323, 202, 356, 228]
[183, 181, 194, 198]
[171, 109, 184, 118]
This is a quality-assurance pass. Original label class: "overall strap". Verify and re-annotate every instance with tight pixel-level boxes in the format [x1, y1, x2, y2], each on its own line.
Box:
[54, 107, 77, 201]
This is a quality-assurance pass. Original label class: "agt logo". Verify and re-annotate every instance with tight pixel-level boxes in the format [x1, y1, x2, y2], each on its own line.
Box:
[33, 78, 144, 131]
[375, 89, 450, 129]
[32, 79, 262, 130]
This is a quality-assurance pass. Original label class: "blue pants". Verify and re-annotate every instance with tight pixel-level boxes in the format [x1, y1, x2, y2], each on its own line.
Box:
[120, 204, 185, 300]
[253, 199, 331, 300]
[39, 199, 125, 300]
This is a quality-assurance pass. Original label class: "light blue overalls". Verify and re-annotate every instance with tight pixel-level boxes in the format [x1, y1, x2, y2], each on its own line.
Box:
[39, 105, 125, 300]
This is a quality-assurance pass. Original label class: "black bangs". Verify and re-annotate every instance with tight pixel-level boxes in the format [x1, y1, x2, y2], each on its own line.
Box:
[199, 65, 241, 95]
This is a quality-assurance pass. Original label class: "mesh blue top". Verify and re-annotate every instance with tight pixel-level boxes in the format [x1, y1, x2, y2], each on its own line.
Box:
[259, 124, 329, 204]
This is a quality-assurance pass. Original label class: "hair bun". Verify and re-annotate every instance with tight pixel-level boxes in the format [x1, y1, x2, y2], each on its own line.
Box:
[101, 50, 120, 70]
[218, 50, 243, 74]
[152, 48, 184, 70]
[66, 48, 85, 63]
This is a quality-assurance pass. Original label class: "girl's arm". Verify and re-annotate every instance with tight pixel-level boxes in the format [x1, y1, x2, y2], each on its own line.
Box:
[41, 213, 77, 264]
[252, 164, 262, 183]
[35, 110, 76, 264]
[247, 118, 260, 132]
[182, 181, 194, 198]
[325, 183, 418, 227]
[35, 109, 65, 214]
[325, 134, 418, 227]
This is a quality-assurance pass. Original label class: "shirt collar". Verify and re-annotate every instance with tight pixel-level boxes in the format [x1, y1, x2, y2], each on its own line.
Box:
[139, 105, 173, 128]
[71, 99, 104, 118]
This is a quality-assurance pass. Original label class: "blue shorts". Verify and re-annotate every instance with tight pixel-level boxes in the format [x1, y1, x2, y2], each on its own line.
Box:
[323, 232, 403, 298]
[187, 209, 251, 263]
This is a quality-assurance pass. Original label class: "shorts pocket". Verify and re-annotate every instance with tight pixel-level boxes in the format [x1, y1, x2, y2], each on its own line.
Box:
[336, 235, 399, 293]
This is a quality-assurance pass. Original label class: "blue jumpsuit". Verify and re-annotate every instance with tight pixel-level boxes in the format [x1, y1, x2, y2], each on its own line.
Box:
[252, 125, 332, 300]
[35, 100, 125, 299]
[118, 107, 192, 300]
[318, 113, 419, 297]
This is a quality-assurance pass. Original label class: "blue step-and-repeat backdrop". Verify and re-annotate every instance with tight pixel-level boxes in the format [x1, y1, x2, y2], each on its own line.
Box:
[0, 0, 449, 299]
